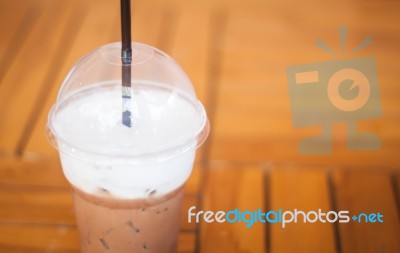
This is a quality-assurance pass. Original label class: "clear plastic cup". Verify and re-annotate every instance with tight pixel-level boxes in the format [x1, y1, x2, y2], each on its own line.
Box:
[47, 42, 209, 253]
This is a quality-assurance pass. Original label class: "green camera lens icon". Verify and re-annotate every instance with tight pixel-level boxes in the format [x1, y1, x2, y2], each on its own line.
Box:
[287, 57, 382, 154]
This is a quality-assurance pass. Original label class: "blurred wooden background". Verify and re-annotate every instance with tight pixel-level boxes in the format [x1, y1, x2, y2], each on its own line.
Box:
[0, 0, 399, 252]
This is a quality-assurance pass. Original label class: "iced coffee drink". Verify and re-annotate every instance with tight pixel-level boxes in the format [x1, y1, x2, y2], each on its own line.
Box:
[47, 43, 209, 253]
[73, 185, 183, 253]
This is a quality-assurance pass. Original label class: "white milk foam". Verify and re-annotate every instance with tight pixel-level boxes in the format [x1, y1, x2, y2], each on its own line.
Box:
[52, 81, 206, 199]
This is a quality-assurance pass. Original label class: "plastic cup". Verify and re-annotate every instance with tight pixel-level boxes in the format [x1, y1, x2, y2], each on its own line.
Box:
[46, 42, 209, 253]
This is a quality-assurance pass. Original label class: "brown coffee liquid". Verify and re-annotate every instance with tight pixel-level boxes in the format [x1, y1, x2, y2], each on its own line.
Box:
[71, 186, 184, 253]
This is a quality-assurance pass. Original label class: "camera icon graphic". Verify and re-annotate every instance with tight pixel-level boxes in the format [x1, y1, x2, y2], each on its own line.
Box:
[287, 55, 382, 154]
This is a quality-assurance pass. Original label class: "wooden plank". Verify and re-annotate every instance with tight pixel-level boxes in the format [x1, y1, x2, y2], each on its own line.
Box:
[200, 166, 266, 253]
[269, 166, 336, 253]
[168, 6, 211, 103]
[0, 224, 79, 253]
[395, 173, 400, 214]
[0, 156, 70, 228]
[0, 0, 33, 80]
[0, 186, 75, 225]
[0, 157, 67, 187]
[0, 223, 194, 253]
[209, 6, 302, 164]
[177, 232, 196, 253]
[0, 0, 78, 154]
[332, 169, 400, 253]
[131, 5, 165, 47]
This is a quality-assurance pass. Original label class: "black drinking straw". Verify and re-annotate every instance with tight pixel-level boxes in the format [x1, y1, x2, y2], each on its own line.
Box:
[121, 0, 132, 127]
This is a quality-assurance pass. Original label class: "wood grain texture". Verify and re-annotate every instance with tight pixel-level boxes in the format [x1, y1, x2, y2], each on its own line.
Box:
[0, 0, 33, 82]
[0, 224, 195, 253]
[395, 173, 400, 216]
[0, 224, 79, 253]
[0, 187, 75, 225]
[0, 0, 75, 154]
[332, 169, 400, 253]
[0, 157, 67, 187]
[200, 166, 266, 253]
[168, 6, 211, 103]
[269, 165, 336, 253]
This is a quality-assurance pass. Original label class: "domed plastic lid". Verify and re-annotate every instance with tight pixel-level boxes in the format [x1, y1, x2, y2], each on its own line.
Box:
[47, 42, 209, 159]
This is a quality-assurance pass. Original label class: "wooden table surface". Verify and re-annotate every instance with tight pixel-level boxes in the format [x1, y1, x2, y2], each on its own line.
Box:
[1, 0, 400, 252]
